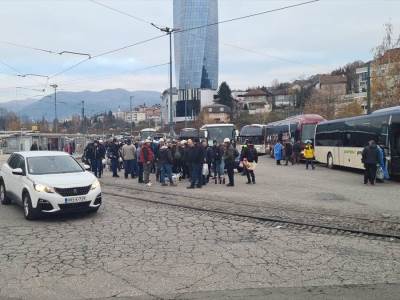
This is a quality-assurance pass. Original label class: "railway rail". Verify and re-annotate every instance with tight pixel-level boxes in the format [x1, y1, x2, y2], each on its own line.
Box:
[101, 183, 400, 242]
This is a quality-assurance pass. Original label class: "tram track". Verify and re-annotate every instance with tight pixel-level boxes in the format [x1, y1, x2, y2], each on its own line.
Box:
[102, 183, 400, 242]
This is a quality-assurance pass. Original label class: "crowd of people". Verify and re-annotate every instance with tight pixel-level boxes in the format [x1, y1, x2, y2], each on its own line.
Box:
[83, 137, 260, 188]
[82, 136, 389, 187]
[272, 139, 314, 169]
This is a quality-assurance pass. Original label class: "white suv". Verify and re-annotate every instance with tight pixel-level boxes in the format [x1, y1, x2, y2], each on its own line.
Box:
[0, 151, 102, 220]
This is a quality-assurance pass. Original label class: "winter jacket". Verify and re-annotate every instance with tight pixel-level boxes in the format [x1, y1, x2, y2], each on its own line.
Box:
[223, 144, 236, 164]
[274, 143, 283, 160]
[303, 144, 314, 159]
[186, 144, 205, 164]
[121, 144, 136, 161]
[293, 142, 301, 154]
[212, 145, 223, 162]
[284, 143, 293, 156]
[362, 144, 379, 165]
[158, 146, 173, 164]
[242, 147, 258, 163]
[206, 146, 215, 163]
[107, 143, 120, 159]
[139, 144, 154, 163]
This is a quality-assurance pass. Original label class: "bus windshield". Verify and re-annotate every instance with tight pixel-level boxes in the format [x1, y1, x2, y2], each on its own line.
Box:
[140, 130, 156, 140]
[240, 126, 263, 136]
[206, 126, 235, 143]
[301, 124, 316, 142]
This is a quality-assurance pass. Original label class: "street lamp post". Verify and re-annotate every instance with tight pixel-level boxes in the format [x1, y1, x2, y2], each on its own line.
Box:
[129, 96, 134, 137]
[50, 84, 58, 133]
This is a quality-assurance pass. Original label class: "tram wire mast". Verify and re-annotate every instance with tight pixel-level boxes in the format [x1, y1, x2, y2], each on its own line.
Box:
[50, 84, 58, 133]
[151, 23, 179, 136]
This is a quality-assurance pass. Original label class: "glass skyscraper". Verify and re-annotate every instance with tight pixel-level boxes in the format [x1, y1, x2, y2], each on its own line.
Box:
[173, 0, 218, 91]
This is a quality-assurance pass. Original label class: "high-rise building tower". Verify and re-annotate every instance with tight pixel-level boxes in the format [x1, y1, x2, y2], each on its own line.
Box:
[173, 0, 218, 122]
[173, 0, 218, 90]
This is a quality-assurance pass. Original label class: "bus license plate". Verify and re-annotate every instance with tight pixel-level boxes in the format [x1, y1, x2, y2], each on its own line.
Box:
[64, 196, 86, 204]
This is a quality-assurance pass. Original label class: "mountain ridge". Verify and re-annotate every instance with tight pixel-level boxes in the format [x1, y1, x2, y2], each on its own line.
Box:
[0, 89, 161, 120]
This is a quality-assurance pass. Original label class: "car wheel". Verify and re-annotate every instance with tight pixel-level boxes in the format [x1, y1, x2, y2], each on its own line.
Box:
[0, 182, 11, 205]
[23, 193, 39, 220]
[327, 153, 334, 169]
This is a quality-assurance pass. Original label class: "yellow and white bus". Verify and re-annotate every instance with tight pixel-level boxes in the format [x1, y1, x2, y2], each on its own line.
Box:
[314, 106, 400, 177]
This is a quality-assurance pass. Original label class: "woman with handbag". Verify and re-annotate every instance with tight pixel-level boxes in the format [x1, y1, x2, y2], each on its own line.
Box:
[241, 142, 258, 184]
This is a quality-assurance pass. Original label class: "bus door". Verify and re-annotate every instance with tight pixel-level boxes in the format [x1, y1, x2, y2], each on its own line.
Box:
[390, 123, 400, 175]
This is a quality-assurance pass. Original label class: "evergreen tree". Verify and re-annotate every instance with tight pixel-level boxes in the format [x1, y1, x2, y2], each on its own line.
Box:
[216, 82, 233, 110]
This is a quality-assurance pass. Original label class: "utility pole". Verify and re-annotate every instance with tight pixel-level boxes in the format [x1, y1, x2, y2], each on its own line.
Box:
[151, 23, 179, 136]
[50, 84, 58, 133]
[81, 100, 85, 134]
[366, 61, 371, 114]
[129, 96, 134, 137]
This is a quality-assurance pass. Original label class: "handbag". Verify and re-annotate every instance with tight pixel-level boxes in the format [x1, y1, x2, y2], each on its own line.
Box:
[202, 163, 209, 176]
[376, 166, 384, 180]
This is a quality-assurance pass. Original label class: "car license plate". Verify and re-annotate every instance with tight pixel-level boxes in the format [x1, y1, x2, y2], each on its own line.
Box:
[64, 196, 86, 204]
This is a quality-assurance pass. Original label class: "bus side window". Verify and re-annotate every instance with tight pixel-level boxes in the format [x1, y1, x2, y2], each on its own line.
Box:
[294, 130, 300, 142]
[343, 133, 351, 147]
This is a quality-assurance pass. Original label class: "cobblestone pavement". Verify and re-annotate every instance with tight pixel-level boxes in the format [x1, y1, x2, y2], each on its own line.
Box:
[1, 191, 400, 299]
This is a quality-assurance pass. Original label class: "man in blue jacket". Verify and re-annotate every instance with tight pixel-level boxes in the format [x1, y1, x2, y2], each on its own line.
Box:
[274, 140, 283, 165]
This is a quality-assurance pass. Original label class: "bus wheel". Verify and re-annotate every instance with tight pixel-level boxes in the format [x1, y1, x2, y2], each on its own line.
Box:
[327, 153, 334, 169]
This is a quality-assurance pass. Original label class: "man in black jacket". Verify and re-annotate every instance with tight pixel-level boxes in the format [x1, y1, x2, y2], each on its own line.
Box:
[159, 142, 175, 186]
[108, 138, 120, 178]
[292, 140, 301, 164]
[362, 140, 380, 185]
[284, 141, 293, 166]
[187, 139, 205, 189]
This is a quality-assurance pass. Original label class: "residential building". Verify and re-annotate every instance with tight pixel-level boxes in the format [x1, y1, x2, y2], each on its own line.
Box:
[356, 66, 369, 93]
[239, 89, 272, 115]
[202, 104, 230, 123]
[268, 88, 297, 108]
[314, 75, 347, 96]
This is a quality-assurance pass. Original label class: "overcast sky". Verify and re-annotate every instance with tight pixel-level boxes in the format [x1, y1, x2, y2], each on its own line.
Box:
[0, 0, 399, 102]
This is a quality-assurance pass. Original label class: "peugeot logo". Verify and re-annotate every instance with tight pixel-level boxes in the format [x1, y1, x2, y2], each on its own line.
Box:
[73, 188, 78, 194]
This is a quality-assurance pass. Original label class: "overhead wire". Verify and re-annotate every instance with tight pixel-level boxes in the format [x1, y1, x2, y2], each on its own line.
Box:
[87, 0, 320, 67]
[176, 0, 320, 34]
[0, 58, 21, 75]
[0, 40, 56, 54]
[88, 0, 150, 24]
[49, 34, 166, 78]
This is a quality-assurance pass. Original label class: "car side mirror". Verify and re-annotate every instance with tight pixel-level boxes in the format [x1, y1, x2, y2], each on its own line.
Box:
[12, 168, 24, 176]
[83, 164, 91, 171]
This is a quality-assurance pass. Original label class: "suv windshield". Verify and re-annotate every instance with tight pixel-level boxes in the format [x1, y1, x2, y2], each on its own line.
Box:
[27, 156, 84, 175]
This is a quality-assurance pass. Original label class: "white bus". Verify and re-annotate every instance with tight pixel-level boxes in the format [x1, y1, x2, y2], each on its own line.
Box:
[200, 123, 237, 145]
[239, 124, 267, 154]
[314, 106, 400, 177]
[139, 128, 157, 141]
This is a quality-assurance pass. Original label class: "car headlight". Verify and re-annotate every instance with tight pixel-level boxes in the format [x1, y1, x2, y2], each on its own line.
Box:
[34, 183, 55, 193]
[91, 179, 100, 190]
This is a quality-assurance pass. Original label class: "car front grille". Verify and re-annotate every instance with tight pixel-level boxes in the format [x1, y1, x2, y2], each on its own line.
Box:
[55, 185, 91, 197]
[59, 201, 91, 210]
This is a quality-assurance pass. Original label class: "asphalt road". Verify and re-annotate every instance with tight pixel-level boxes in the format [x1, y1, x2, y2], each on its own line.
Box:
[1, 155, 400, 299]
